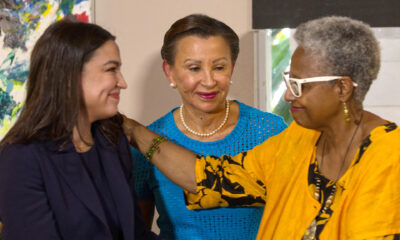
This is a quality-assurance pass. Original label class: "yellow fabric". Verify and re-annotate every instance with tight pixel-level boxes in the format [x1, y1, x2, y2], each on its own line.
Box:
[185, 122, 400, 239]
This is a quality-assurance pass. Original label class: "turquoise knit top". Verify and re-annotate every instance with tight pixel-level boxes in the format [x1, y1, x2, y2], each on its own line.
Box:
[131, 101, 287, 240]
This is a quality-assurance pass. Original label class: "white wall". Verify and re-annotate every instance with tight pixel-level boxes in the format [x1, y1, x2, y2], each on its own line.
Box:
[364, 28, 400, 124]
[94, 0, 254, 125]
[94, 1, 254, 233]
[286, 27, 400, 124]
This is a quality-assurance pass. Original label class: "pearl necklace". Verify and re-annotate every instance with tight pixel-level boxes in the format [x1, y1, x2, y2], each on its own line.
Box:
[180, 100, 230, 137]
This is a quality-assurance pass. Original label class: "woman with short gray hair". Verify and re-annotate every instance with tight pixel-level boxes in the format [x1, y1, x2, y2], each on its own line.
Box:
[294, 16, 380, 104]
[124, 16, 400, 239]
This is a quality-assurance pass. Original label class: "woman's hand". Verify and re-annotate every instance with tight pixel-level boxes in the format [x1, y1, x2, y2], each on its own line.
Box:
[121, 114, 139, 149]
[121, 114, 197, 193]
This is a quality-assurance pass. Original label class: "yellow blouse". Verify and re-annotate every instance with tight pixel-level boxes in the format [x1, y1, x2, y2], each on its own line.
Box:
[185, 122, 400, 239]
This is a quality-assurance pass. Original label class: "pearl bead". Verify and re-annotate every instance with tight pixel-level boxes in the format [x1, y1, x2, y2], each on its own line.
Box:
[180, 100, 230, 137]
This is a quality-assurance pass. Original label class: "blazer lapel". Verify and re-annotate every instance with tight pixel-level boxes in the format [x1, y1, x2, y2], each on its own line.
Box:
[48, 143, 109, 230]
[95, 129, 135, 240]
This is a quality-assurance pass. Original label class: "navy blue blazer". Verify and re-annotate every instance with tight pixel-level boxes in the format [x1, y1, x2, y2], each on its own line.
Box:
[0, 128, 160, 240]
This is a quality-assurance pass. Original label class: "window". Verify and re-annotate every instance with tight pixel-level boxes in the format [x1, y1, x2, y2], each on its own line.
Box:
[254, 27, 400, 124]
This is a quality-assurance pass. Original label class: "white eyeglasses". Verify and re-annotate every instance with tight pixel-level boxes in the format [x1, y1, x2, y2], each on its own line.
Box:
[282, 71, 358, 97]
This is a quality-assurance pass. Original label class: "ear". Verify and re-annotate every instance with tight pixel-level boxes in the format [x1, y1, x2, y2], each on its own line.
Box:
[162, 60, 175, 85]
[336, 76, 355, 102]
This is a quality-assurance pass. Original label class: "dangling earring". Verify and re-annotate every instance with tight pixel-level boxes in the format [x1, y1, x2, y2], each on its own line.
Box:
[343, 102, 351, 123]
[169, 82, 176, 88]
[229, 80, 233, 85]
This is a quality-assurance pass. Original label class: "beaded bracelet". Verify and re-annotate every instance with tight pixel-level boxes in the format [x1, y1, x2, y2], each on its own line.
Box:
[145, 135, 168, 162]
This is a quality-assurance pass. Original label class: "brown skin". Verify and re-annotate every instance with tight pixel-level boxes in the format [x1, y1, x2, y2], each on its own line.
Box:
[122, 46, 387, 212]
[163, 35, 238, 142]
[285, 47, 386, 180]
[123, 116, 197, 193]
[137, 35, 240, 229]
[123, 117, 197, 240]
[74, 40, 127, 153]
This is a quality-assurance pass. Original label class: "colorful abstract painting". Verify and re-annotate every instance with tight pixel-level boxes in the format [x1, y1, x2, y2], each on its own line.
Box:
[0, 0, 91, 139]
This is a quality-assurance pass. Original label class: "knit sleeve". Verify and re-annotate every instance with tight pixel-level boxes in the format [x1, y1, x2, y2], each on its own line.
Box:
[131, 146, 154, 201]
[184, 134, 282, 209]
[266, 113, 287, 136]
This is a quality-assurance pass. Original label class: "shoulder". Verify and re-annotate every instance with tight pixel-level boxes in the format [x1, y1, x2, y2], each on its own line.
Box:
[237, 101, 286, 124]
[0, 142, 44, 160]
[0, 142, 47, 177]
[147, 108, 177, 134]
[235, 101, 287, 134]
[363, 122, 400, 159]
[265, 122, 319, 149]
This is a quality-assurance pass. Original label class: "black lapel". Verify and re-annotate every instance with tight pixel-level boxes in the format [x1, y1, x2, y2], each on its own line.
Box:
[94, 128, 135, 239]
[48, 142, 109, 230]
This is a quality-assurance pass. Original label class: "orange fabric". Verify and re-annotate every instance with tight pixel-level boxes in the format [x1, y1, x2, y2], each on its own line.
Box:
[185, 122, 400, 239]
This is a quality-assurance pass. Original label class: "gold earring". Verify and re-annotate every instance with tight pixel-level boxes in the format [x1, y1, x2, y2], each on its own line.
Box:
[343, 102, 351, 123]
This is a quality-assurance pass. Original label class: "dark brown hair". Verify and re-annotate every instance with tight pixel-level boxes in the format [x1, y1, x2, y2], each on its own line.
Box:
[0, 19, 123, 148]
[161, 14, 239, 65]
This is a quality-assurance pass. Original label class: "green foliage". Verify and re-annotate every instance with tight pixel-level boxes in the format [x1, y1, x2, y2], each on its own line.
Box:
[271, 29, 293, 124]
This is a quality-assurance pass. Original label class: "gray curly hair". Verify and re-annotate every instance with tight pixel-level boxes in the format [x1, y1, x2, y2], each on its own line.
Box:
[294, 16, 381, 104]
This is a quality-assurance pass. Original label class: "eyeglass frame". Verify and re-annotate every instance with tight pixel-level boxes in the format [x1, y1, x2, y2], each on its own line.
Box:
[282, 71, 358, 97]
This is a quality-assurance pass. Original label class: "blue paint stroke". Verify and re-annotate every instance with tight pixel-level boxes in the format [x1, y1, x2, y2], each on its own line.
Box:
[0, 88, 17, 120]
[4, 61, 29, 85]
[75, 0, 87, 4]
[58, 0, 77, 16]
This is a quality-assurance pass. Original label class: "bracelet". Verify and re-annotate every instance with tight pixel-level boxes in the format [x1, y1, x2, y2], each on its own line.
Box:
[145, 135, 168, 162]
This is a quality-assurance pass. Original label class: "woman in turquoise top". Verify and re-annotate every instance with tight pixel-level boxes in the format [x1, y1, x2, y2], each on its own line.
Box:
[131, 14, 286, 239]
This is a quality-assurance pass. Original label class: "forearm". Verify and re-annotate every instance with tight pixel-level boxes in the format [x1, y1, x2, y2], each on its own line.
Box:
[124, 116, 197, 193]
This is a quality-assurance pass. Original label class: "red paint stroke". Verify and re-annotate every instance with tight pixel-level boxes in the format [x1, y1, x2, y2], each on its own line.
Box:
[74, 12, 89, 22]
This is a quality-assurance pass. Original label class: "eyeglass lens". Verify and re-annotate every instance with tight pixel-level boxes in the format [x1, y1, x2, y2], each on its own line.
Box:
[289, 79, 300, 96]
[283, 73, 301, 97]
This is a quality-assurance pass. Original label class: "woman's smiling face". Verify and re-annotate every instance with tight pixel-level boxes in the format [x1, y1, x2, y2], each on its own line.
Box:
[284, 47, 342, 129]
[163, 35, 234, 114]
[81, 40, 127, 123]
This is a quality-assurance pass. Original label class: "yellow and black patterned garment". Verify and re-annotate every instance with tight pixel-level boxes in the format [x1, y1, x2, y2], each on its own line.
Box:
[186, 153, 267, 209]
[307, 156, 400, 240]
[305, 124, 400, 240]
[185, 122, 400, 239]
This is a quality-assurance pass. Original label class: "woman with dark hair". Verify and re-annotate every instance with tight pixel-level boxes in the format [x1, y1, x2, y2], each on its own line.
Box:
[125, 16, 400, 239]
[0, 19, 159, 240]
[131, 14, 286, 239]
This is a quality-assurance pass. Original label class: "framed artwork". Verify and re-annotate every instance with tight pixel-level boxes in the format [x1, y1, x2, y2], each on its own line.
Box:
[0, 0, 92, 140]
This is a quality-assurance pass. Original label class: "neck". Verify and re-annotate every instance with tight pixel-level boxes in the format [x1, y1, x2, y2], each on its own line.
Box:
[73, 116, 93, 152]
[318, 110, 364, 180]
[321, 105, 363, 142]
[180, 100, 230, 137]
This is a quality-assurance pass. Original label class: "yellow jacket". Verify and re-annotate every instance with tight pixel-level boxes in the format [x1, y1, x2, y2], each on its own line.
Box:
[186, 122, 400, 239]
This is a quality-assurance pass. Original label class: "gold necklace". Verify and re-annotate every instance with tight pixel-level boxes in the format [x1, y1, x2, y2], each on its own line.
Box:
[180, 100, 230, 137]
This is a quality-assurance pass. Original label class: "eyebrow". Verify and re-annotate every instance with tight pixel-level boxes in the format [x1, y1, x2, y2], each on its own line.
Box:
[183, 58, 201, 64]
[212, 57, 228, 63]
[104, 60, 121, 66]
[183, 57, 228, 64]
